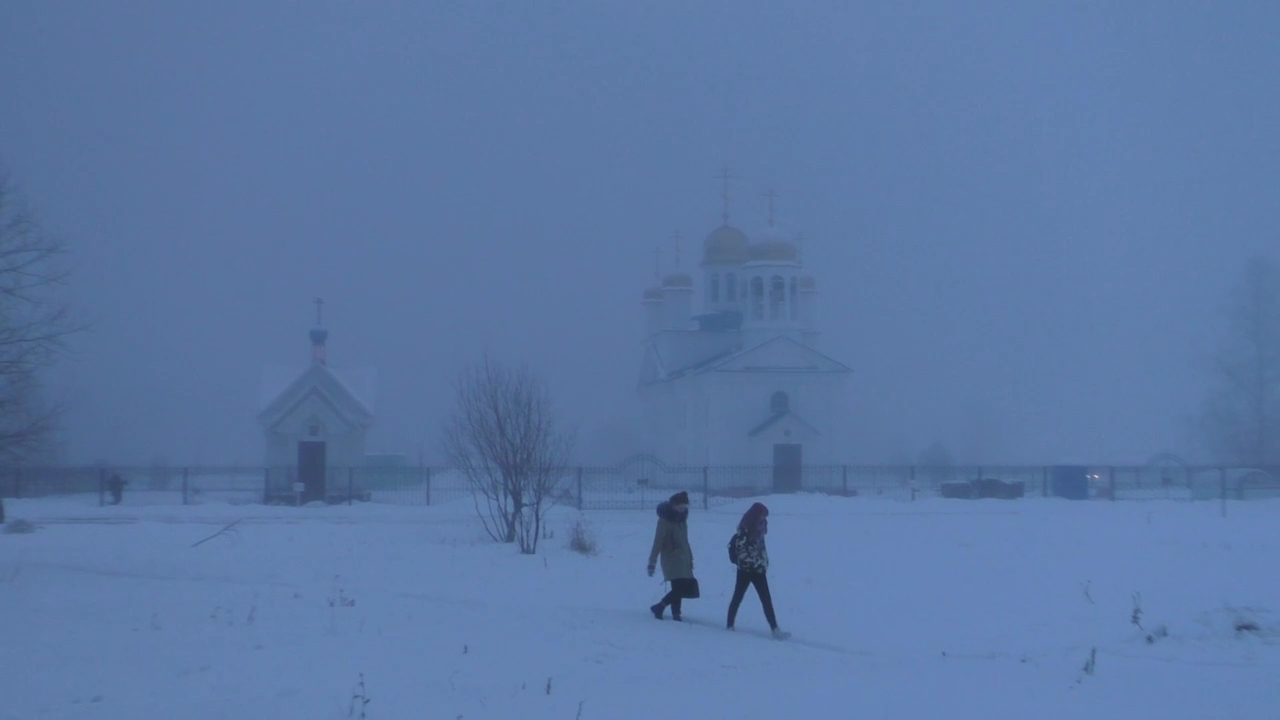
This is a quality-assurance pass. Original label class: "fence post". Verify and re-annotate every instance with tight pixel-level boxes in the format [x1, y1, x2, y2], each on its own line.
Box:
[1220, 466, 1227, 518]
[182, 468, 189, 505]
[348, 467, 354, 506]
[1108, 466, 1117, 501]
[263, 468, 270, 505]
[98, 468, 106, 507]
[424, 466, 432, 506]
[13, 466, 20, 499]
[576, 467, 584, 511]
[841, 465, 849, 496]
[909, 465, 916, 500]
[702, 466, 709, 510]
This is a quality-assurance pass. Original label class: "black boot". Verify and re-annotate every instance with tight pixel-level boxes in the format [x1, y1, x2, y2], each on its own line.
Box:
[650, 603, 664, 620]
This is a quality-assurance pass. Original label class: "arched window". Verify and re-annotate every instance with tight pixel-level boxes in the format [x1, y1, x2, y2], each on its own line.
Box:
[750, 276, 764, 320]
[725, 273, 737, 302]
[789, 277, 799, 320]
[770, 391, 790, 414]
[709, 273, 720, 303]
[769, 275, 785, 320]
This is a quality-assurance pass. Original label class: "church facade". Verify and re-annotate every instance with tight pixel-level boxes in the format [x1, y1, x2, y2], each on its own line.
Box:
[637, 195, 853, 476]
[257, 305, 376, 503]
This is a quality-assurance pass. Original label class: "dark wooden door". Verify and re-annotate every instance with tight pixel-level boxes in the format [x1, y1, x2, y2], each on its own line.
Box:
[297, 441, 327, 503]
[772, 443, 803, 493]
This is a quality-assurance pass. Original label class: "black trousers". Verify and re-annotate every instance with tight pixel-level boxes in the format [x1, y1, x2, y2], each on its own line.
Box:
[657, 578, 698, 617]
[727, 569, 777, 630]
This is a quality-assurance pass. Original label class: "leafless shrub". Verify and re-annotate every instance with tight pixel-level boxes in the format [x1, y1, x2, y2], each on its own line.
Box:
[567, 516, 598, 556]
[443, 355, 575, 554]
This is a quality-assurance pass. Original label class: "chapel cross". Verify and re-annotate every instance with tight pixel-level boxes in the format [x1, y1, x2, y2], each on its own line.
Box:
[671, 231, 683, 268]
[652, 246, 662, 282]
[314, 297, 325, 326]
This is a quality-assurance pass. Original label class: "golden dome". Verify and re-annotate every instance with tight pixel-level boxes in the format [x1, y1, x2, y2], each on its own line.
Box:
[746, 240, 799, 263]
[661, 272, 694, 288]
[642, 287, 664, 301]
[799, 275, 817, 290]
[701, 225, 748, 266]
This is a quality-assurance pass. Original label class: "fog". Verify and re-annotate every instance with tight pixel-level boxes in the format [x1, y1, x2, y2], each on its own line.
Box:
[1, 1, 1277, 467]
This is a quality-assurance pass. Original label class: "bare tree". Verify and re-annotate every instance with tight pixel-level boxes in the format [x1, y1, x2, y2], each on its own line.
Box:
[0, 168, 78, 463]
[1199, 255, 1280, 466]
[918, 439, 955, 484]
[443, 355, 575, 554]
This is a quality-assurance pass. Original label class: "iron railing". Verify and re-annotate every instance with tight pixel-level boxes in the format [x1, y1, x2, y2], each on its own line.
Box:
[1, 461, 1278, 510]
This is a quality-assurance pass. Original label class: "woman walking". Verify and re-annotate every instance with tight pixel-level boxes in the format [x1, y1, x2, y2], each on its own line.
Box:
[727, 502, 789, 639]
[647, 491, 698, 621]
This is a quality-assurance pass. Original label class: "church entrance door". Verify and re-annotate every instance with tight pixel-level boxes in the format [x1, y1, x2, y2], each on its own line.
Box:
[297, 441, 327, 503]
[772, 443, 802, 493]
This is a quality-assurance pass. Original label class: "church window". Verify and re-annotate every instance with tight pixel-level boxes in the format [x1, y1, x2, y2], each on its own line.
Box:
[770, 391, 790, 414]
[789, 277, 799, 320]
[769, 276, 785, 320]
[750, 276, 764, 320]
[725, 273, 737, 302]
[709, 273, 720, 303]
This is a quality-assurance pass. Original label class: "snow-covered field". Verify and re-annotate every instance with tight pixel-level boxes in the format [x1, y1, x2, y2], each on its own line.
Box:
[1, 494, 1277, 719]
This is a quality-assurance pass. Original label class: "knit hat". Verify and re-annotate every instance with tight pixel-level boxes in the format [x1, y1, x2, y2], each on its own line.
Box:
[669, 491, 690, 506]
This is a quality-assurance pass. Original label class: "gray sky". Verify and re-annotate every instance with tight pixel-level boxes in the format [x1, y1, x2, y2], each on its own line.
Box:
[2, 1, 1277, 467]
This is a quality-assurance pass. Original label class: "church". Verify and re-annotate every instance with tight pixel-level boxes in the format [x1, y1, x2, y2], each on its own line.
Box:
[257, 301, 377, 503]
[636, 180, 853, 483]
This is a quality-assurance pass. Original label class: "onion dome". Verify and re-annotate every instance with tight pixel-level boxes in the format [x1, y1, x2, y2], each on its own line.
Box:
[701, 225, 749, 266]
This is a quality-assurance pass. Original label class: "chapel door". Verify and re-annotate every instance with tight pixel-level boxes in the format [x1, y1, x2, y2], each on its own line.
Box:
[772, 443, 803, 493]
[297, 441, 327, 503]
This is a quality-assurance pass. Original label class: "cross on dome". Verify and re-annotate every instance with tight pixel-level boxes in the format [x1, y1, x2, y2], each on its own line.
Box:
[713, 165, 736, 225]
[763, 188, 780, 228]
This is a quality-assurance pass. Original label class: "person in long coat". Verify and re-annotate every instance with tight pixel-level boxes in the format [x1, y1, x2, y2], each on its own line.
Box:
[647, 491, 697, 620]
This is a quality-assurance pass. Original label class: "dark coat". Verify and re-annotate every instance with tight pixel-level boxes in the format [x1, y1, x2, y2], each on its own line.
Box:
[648, 501, 694, 581]
[733, 517, 769, 573]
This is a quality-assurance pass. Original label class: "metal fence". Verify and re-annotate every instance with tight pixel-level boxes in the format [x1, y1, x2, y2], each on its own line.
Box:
[2, 459, 1278, 510]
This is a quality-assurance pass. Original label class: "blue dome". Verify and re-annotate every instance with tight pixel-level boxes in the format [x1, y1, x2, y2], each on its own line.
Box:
[309, 327, 329, 344]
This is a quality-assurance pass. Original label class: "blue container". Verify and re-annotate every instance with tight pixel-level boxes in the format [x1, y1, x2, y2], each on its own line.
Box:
[1050, 465, 1089, 500]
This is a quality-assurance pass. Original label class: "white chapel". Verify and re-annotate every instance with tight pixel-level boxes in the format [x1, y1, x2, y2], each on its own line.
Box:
[637, 182, 853, 478]
[257, 302, 376, 503]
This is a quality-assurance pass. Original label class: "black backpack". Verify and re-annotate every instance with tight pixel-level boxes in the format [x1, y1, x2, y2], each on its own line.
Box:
[727, 530, 742, 564]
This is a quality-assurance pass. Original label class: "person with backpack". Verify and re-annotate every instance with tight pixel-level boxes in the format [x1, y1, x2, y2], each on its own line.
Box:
[647, 491, 699, 621]
[727, 502, 789, 639]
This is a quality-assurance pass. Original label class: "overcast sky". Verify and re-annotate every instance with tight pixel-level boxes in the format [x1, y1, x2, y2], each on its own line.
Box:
[1, 1, 1277, 467]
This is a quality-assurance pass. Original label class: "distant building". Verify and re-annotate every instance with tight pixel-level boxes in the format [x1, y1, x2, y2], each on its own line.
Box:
[637, 177, 853, 482]
[257, 301, 376, 502]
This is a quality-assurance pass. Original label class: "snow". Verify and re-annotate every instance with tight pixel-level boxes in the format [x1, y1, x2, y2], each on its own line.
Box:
[1, 494, 1277, 719]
